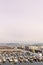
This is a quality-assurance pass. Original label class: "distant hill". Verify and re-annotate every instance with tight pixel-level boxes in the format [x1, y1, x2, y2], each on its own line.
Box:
[0, 43, 43, 46]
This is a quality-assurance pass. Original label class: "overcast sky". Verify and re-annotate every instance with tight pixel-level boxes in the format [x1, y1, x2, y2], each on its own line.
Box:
[0, 0, 43, 43]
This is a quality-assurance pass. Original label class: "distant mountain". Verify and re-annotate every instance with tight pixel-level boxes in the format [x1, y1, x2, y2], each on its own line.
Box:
[32, 43, 43, 46]
[7, 43, 43, 46]
[0, 42, 43, 46]
[6, 43, 19, 46]
[0, 43, 19, 46]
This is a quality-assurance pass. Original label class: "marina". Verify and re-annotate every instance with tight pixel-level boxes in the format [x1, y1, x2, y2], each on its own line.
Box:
[0, 61, 43, 65]
[0, 46, 43, 65]
[0, 0, 43, 65]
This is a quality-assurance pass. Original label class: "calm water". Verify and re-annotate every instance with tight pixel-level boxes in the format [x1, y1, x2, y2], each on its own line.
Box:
[1, 61, 43, 65]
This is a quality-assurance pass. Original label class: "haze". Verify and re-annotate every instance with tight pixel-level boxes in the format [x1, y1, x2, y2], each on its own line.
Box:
[0, 0, 43, 43]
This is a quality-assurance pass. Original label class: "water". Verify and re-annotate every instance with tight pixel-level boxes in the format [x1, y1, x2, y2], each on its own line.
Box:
[1, 61, 43, 65]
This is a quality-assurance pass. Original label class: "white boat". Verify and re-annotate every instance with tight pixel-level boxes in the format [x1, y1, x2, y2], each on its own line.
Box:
[9, 58, 13, 62]
[0, 58, 2, 64]
[23, 58, 28, 62]
[2, 57, 6, 63]
[14, 58, 18, 63]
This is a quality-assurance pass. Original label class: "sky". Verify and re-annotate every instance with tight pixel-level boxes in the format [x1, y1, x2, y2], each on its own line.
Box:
[0, 0, 43, 43]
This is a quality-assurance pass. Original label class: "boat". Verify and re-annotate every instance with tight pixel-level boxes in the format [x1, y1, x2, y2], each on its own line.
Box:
[0, 58, 2, 64]
[13, 57, 18, 64]
[18, 56, 24, 62]
[9, 57, 13, 62]
[23, 58, 28, 62]
[2, 56, 6, 63]
[29, 59, 33, 63]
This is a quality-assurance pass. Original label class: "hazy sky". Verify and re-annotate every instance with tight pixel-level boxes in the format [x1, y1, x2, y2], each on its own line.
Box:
[0, 0, 43, 43]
